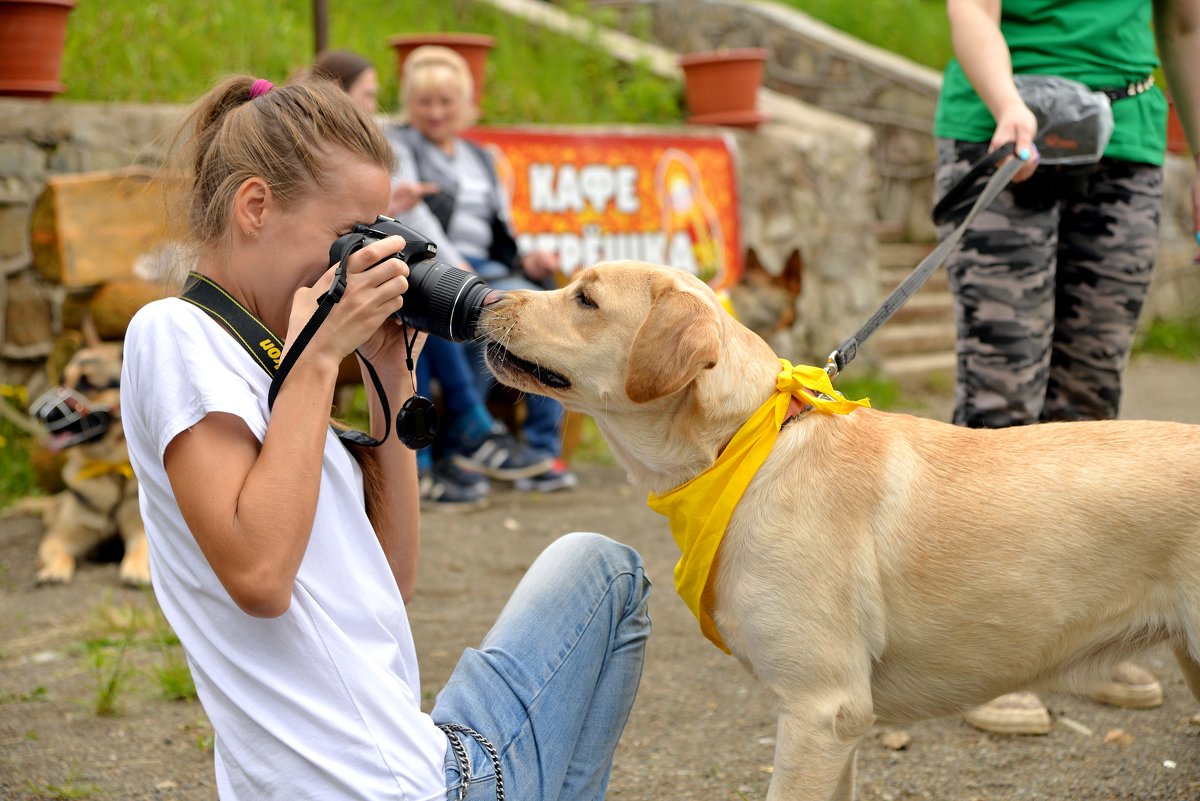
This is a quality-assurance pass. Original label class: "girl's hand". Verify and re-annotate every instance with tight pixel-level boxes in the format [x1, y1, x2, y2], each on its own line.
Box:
[358, 317, 427, 378]
[990, 98, 1040, 182]
[285, 235, 410, 368]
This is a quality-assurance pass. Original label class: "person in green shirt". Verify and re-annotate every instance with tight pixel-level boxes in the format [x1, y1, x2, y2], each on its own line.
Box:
[933, 0, 1200, 735]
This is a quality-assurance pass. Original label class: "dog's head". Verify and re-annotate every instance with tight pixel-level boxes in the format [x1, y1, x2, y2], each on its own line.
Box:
[481, 261, 730, 406]
[31, 341, 124, 454]
[479, 261, 781, 487]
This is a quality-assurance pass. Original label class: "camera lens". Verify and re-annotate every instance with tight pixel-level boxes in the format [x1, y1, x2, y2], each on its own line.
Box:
[401, 259, 493, 342]
[329, 216, 497, 343]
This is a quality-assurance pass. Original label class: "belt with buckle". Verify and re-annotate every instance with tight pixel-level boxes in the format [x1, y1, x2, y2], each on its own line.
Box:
[1100, 74, 1155, 102]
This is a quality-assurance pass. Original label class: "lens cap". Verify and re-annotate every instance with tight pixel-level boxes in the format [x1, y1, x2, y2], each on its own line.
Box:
[396, 395, 439, 450]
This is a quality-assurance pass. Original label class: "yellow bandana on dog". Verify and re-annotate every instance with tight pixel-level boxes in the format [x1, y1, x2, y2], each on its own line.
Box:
[646, 359, 870, 653]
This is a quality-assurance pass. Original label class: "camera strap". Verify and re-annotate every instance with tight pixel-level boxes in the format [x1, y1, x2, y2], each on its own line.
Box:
[179, 267, 421, 450]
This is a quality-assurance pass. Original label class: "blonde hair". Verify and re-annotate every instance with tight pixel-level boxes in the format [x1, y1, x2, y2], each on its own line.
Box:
[165, 75, 397, 533]
[401, 45, 475, 112]
[172, 75, 396, 246]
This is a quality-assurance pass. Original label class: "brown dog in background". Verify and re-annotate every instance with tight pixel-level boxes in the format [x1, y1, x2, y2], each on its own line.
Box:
[479, 260, 1200, 801]
[19, 340, 148, 587]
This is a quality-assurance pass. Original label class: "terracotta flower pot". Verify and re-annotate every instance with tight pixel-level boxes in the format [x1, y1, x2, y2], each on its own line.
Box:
[1167, 96, 1189, 155]
[679, 47, 768, 129]
[0, 0, 75, 99]
[388, 32, 495, 107]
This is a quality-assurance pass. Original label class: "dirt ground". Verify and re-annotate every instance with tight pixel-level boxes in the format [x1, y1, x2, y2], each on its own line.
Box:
[3, 354, 1200, 801]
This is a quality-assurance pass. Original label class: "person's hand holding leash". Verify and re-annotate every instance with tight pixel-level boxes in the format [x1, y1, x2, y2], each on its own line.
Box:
[990, 97, 1040, 182]
[948, 0, 1040, 181]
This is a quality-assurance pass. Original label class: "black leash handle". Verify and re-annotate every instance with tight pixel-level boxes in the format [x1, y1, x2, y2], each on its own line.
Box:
[826, 147, 1023, 379]
[930, 142, 1016, 227]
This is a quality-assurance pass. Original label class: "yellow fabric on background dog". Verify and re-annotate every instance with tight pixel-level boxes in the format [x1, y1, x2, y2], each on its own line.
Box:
[648, 360, 871, 652]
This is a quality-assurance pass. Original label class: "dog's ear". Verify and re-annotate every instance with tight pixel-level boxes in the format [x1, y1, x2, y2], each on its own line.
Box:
[624, 282, 721, 404]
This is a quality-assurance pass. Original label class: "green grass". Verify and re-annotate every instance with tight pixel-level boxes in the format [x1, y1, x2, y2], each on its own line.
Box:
[1134, 316, 1200, 359]
[0, 389, 43, 510]
[833, 371, 900, 410]
[80, 596, 197, 714]
[25, 769, 100, 800]
[60, 1, 682, 123]
[779, 0, 953, 71]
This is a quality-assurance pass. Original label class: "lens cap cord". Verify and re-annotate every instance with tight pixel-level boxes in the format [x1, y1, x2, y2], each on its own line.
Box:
[266, 235, 439, 450]
[395, 325, 439, 450]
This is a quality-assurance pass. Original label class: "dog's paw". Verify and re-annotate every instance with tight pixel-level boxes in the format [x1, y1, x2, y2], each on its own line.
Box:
[119, 537, 151, 587]
[35, 558, 76, 585]
[118, 559, 151, 588]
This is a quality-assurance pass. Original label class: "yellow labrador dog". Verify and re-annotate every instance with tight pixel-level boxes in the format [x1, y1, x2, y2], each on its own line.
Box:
[478, 260, 1200, 801]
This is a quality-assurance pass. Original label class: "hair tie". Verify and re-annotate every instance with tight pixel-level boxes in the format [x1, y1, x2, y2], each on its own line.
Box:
[249, 78, 274, 99]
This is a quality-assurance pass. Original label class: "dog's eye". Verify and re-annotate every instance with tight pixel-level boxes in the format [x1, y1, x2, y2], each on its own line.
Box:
[576, 290, 598, 309]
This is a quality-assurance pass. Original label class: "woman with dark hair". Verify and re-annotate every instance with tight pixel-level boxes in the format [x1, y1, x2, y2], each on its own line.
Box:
[312, 48, 379, 113]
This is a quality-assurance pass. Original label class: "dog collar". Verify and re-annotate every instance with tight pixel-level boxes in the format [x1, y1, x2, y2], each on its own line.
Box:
[647, 359, 870, 653]
[72, 460, 135, 482]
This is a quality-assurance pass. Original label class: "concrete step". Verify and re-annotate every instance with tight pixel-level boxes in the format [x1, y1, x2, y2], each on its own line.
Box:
[880, 264, 950, 294]
[872, 241, 956, 385]
[879, 351, 957, 389]
[878, 241, 938, 269]
[888, 291, 955, 325]
[875, 321, 956, 356]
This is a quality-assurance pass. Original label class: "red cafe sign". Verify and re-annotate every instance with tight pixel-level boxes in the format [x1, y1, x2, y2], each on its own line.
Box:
[465, 128, 743, 290]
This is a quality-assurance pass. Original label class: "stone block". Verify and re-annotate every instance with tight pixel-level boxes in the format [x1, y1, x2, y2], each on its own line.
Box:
[0, 200, 32, 262]
[4, 270, 54, 351]
[0, 141, 47, 180]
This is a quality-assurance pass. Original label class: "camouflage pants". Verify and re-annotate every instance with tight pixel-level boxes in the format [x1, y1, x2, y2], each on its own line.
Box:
[934, 139, 1163, 428]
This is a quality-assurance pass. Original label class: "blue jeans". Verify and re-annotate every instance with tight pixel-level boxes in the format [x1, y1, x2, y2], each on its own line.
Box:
[432, 532, 651, 801]
[466, 257, 566, 460]
[416, 336, 495, 472]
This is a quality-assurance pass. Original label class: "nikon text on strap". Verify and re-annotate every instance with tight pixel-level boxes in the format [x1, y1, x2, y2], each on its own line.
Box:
[179, 264, 437, 450]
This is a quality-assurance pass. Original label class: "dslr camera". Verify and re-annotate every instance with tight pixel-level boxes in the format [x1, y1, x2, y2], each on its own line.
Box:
[329, 216, 496, 342]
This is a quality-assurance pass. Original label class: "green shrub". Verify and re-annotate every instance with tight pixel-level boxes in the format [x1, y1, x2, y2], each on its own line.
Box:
[0, 388, 41, 511]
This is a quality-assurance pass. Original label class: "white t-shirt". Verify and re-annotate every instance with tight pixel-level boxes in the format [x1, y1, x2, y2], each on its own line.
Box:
[120, 298, 448, 801]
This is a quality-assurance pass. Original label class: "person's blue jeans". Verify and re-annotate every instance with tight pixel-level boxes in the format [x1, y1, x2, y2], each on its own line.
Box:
[416, 336, 495, 472]
[432, 532, 651, 801]
[465, 256, 565, 460]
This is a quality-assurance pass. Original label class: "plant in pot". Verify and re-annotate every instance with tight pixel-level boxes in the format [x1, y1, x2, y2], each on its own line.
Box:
[0, 0, 76, 99]
[388, 32, 496, 108]
[678, 47, 769, 130]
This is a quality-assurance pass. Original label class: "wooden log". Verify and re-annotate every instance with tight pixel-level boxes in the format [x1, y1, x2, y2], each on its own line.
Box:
[30, 166, 182, 288]
[71, 278, 172, 340]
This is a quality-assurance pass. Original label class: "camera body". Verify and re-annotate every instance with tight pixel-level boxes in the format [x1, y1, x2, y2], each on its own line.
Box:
[329, 216, 494, 342]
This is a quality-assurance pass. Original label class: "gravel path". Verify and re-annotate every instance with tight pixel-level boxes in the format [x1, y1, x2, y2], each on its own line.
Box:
[1, 354, 1198, 800]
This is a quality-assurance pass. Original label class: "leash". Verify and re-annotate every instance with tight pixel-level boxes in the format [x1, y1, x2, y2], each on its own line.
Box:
[824, 145, 1023, 380]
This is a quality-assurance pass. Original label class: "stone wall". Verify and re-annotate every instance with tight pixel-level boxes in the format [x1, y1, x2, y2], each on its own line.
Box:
[0, 100, 181, 393]
[0, 96, 879, 391]
[579, 0, 1200, 326]
[587, 0, 944, 242]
